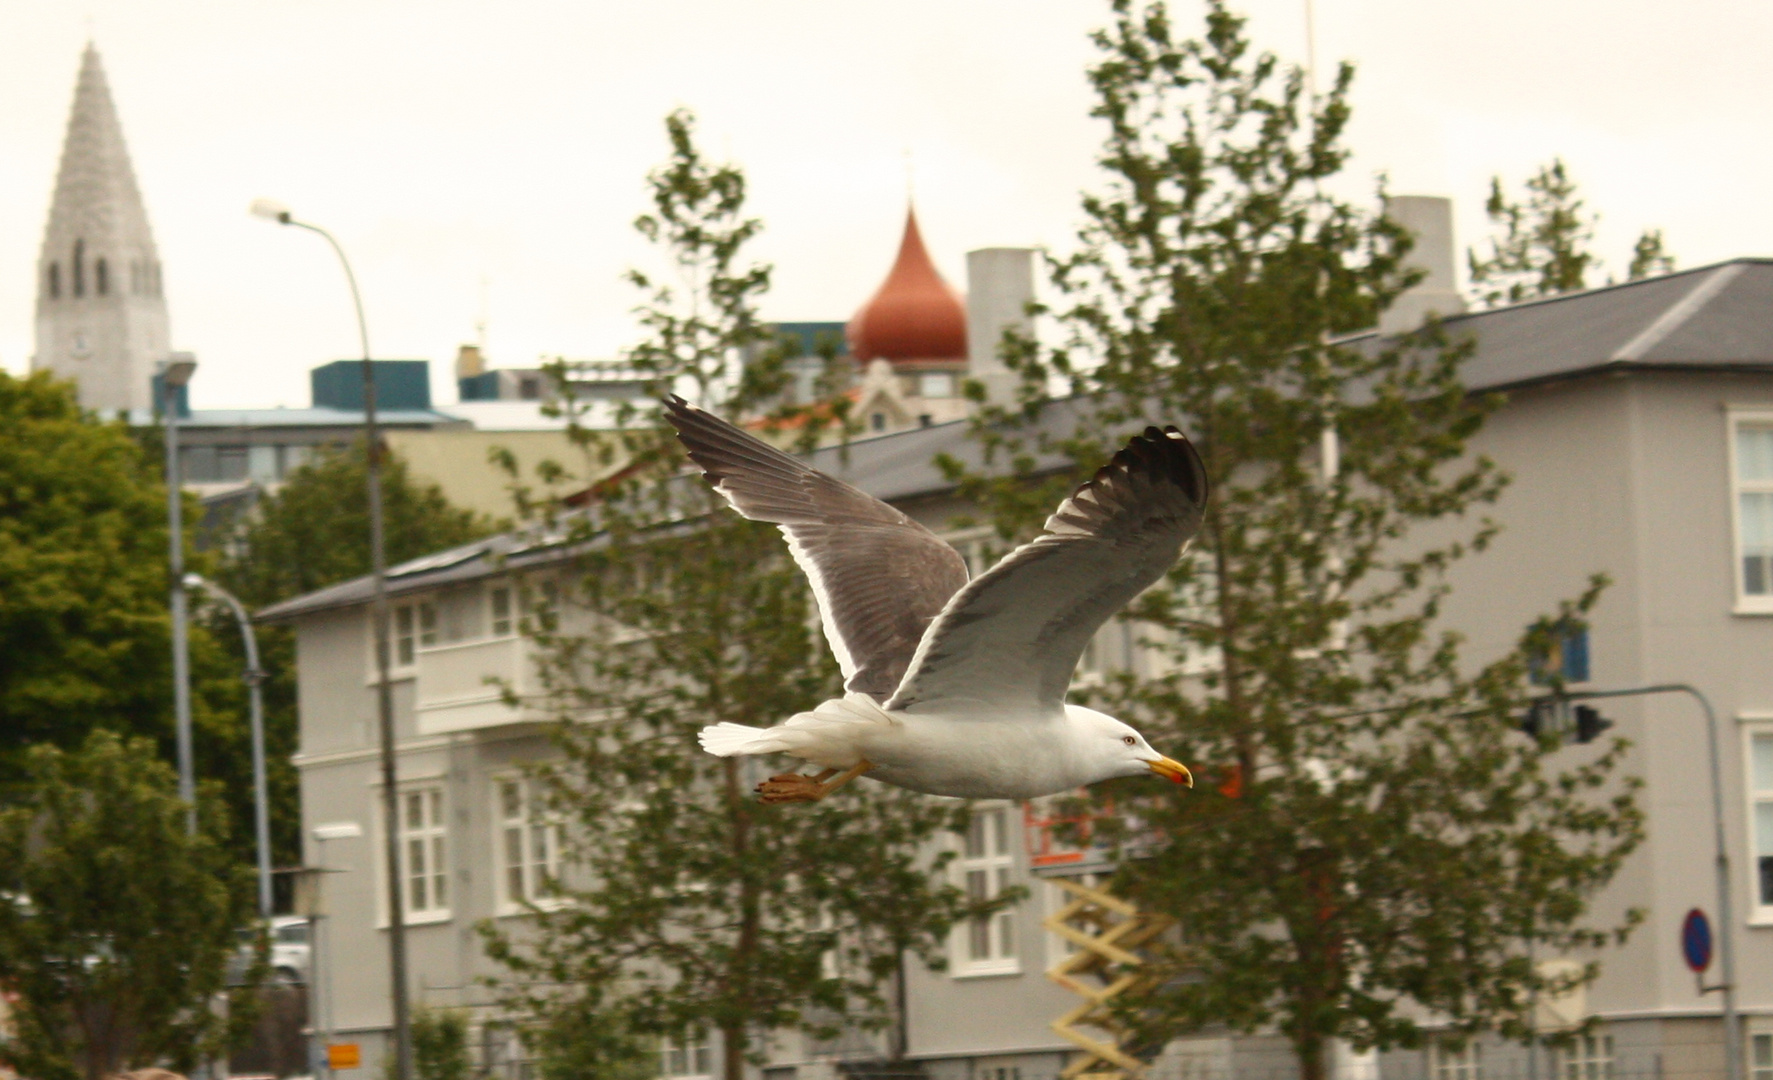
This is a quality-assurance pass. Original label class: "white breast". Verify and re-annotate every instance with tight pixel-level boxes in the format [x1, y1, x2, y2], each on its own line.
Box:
[857, 711, 1090, 800]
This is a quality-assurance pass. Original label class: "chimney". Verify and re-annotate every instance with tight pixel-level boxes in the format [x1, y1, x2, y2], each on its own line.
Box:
[965, 248, 1035, 406]
[1378, 196, 1464, 336]
[455, 343, 486, 380]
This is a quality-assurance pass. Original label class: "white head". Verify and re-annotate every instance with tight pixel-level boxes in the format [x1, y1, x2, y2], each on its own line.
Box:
[1064, 704, 1193, 788]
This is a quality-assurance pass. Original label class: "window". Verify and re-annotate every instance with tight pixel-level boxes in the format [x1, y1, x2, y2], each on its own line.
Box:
[491, 587, 514, 636]
[95, 257, 108, 296]
[918, 372, 955, 398]
[1528, 624, 1590, 685]
[956, 806, 1017, 973]
[47, 262, 58, 299]
[1734, 420, 1773, 608]
[1556, 1032, 1612, 1080]
[659, 1032, 711, 1079]
[73, 239, 84, 297]
[870, 412, 887, 432]
[1750, 731, 1773, 914]
[389, 600, 436, 668]
[1752, 1033, 1773, 1080]
[496, 777, 561, 910]
[1431, 1041, 1481, 1080]
[247, 446, 279, 483]
[396, 787, 449, 920]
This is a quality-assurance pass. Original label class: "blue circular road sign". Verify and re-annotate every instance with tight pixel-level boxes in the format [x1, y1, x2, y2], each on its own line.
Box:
[1682, 908, 1713, 973]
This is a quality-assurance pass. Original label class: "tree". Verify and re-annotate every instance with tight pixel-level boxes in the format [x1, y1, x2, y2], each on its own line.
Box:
[481, 110, 985, 1080]
[0, 730, 260, 1080]
[0, 372, 184, 787]
[950, 5, 1644, 1079]
[214, 443, 495, 867]
[1468, 158, 1675, 307]
[0, 371, 273, 861]
[1627, 229, 1675, 281]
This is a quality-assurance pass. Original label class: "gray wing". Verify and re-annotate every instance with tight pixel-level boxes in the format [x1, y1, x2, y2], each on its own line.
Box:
[885, 425, 1208, 715]
[662, 396, 970, 701]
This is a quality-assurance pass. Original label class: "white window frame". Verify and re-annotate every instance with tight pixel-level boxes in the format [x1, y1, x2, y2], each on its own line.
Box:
[378, 784, 451, 926]
[1744, 721, 1773, 924]
[489, 584, 515, 638]
[371, 598, 436, 682]
[658, 1031, 712, 1080]
[952, 803, 1020, 977]
[1555, 1031, 1612, 1080]
[493, 775, 563, 915]
[1728, 410, 1773, 614]
[1751, 1031, 1773, 1080]
[1431, 1039, 1482, 1080]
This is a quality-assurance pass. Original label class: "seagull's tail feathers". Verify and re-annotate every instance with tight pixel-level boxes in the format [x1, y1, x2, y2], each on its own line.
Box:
[699, 723, 784, 757]
[697, 694, 893, 769]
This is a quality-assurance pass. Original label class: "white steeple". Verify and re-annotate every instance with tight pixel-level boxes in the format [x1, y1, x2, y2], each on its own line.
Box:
[32, 44, 171, 416]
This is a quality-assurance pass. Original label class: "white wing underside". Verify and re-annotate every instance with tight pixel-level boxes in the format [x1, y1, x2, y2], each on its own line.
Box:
[885, 427, 1207, 716]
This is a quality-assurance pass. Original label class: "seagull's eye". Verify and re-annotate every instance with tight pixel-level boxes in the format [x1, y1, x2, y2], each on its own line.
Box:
[1122, 735, 1137, 746]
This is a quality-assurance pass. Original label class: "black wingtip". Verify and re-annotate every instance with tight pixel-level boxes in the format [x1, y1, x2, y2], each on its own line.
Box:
[1117, 423, 1209, 509]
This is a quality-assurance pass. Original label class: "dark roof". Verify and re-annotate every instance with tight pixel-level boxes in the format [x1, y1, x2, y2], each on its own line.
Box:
[1343, 258, 1773, 391]
[256, 530, 582, 622]
[254, 406, 1099, 623]
[261, 258, 1773, 622]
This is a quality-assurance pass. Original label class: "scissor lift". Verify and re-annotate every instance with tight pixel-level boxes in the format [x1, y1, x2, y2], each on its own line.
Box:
[1025, 801, 1175, 1080]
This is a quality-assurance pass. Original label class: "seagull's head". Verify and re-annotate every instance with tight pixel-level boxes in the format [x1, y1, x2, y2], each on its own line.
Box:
[1065, 705, 1193, 788]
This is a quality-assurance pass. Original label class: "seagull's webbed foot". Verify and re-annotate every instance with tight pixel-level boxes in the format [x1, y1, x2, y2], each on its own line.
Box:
[757, 760, 874, 804]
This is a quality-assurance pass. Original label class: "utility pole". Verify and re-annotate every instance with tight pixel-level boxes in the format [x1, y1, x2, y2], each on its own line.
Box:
[159, 355, 198, 835]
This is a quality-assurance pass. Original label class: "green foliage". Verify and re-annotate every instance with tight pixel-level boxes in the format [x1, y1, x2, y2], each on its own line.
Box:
[482, 110, 984, 1080]
[1468, 159, 1674, 307]
[0, 730, 260, 1080]
[214, 442, 496, 867]
[495, 995, 653, 1080]
[950, 5, 1644, 1079]
[0, 372, 182, 786]
[1627, 228, 1676, 281]
[388, 1008, 472, 1080]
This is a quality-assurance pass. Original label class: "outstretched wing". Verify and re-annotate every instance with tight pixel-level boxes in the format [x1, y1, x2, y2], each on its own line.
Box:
[885, 425, 1208, 715]
[663, 396, 971, 701]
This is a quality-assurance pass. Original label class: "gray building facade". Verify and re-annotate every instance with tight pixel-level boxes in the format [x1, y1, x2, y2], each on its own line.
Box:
[264, 257, 1773, 1080]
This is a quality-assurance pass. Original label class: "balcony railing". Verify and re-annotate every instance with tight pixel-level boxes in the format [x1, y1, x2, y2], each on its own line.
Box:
[413, 635, 541, 735]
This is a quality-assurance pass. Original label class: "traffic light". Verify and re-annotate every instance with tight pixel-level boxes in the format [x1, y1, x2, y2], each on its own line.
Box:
[1574, 704, 1614, 744]
[1518, 698, 1557, 738]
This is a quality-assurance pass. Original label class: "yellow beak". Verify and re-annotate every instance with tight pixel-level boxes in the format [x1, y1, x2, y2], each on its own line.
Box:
[1147, 756, 1193, 787]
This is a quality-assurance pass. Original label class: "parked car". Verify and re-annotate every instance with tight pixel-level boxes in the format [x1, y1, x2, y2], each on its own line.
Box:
[227, 916, 312, 986]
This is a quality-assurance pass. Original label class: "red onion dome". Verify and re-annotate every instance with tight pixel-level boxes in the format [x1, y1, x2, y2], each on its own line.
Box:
[847, 209, 967, 363]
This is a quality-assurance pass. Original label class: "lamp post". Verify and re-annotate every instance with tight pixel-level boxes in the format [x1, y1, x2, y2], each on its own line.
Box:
[250, 198, 411, 1080]
[185, 573, 272, 920]
[158, 355, 199, 835]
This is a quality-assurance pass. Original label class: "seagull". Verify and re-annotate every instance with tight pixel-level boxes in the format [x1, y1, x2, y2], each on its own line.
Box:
[662, 396, 1206, 803]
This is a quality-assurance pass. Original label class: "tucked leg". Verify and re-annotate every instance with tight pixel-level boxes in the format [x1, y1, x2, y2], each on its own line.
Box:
[757, 760, 874, 804]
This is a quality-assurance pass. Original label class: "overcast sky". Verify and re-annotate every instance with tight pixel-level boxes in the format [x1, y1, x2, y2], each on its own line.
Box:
[0, 0, 1768, 410]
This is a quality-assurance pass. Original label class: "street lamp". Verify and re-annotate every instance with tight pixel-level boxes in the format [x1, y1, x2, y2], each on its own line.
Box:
[250, 199, 411, 1080]
[158, 354, 198, 835]
[185, 573, 272, 920]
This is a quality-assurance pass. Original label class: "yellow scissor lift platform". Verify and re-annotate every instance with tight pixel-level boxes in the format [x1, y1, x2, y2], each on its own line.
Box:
[1026, 801, 1177, 1080]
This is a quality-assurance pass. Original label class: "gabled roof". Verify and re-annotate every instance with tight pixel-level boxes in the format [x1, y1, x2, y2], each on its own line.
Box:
[1344, 258, 1773, 391]
[253, 406, 1094, 623]
[260, 258, 1773, 622]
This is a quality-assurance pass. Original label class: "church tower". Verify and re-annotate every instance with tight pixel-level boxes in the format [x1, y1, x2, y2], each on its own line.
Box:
[32, 45, 170, 416]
